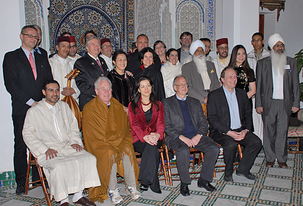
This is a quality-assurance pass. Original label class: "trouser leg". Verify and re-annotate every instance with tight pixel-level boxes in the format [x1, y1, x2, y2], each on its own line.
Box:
[122, 155, 137, 188]
[194, 136, 220, 182]
[108, 163, 117, 190]
[175, 142, 191, 184]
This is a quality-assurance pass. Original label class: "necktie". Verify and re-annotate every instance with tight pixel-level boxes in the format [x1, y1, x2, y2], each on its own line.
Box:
[29, 53, 37, 80]
[96, 59, 105, 74]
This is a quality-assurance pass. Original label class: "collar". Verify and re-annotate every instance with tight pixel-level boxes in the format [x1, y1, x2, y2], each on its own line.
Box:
[223, 85, 235, 95]
[176, 94, 187, 101]
[88, 52, 99, 61]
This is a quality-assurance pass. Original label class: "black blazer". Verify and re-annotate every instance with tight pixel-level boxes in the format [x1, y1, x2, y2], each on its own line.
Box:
[207, 87, 252, 137]
[162, 95, 208, 150]
[74, 53, 109, 110]
[34, 47, 48, 58]
[3, 47, 53, 115]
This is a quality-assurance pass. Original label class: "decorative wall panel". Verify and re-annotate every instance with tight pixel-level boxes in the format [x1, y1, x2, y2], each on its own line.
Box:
[48, 0, 130, 54]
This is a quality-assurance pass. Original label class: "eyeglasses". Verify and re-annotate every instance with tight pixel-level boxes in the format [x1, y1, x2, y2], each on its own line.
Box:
[252, 39, 262, 43]
[137, 41, 148, 44]
[182, 37, 191, 40]
[22, 33, 38, 39]
[218, 46, 228, 50]
[175, 84, 188, 87]
[273, 43, 284, 48]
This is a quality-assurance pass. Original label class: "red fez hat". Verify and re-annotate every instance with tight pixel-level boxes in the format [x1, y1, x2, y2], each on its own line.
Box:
[57, 36, 70, 44]
[216, 38, 228, 47]
[101, 38, 111, 45]
[69, 36, 76, 43]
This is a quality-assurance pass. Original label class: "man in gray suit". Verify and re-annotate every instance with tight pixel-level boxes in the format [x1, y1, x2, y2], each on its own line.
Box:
[182, 40, 220, 104]
[163, 76, 219, 196]
[256, 33, 300, 168]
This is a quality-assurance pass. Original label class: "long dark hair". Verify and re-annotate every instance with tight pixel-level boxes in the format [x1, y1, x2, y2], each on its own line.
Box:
[138, 47, 157, 65]
[130, 76, 159, 114]
[228, 44, 254, 80]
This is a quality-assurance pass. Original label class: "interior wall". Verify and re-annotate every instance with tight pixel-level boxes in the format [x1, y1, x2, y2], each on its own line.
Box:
[0, 0, 25, 172]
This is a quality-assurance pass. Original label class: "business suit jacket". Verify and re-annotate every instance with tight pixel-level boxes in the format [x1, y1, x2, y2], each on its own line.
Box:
[255, 56, 300, 116]
[182, 60, 220, 104]
[74, 53, 109, 110]
[34, 47, 48, 58]
[128, 101, 165, 143]
[162, 95, 208, 150]
[3, 47, 53, 115]
[207, 87, 252, 136]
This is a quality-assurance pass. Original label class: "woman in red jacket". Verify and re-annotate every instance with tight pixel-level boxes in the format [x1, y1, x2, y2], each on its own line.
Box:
[128, 76, 165, 194]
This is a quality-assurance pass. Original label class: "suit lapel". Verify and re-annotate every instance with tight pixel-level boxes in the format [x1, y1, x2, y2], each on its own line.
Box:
[172, 95, 184, 123]
[219, 87, 231, 128]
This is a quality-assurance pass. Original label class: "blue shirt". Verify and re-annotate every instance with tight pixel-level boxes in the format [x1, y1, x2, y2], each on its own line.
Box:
[223, 86, 241, 130]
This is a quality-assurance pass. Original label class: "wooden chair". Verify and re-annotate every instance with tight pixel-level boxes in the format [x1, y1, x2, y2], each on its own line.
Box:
[287, 110, 303, 153]
[25, 152, 52, 206]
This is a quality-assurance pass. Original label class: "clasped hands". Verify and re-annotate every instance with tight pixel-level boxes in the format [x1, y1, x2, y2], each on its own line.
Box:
[143, 132, 160, 145]
[226, 129, 248, 141]
[179, 134, 201, 148]
[45, 144, 82, 160]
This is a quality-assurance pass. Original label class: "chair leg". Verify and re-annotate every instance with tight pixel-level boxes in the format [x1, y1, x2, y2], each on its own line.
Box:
[164, 146, 173, 186]
[25, 153, 32, 195]
[237, 144, 243, 159]
[36, 164, 51, 206]
[159, 151, 168, 185]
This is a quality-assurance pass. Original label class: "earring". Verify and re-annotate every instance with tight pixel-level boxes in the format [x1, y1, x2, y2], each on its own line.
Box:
[141, 60, 143, 65]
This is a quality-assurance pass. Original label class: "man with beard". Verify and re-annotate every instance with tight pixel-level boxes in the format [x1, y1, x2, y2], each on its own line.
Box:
[100, 38, 114, 71]
[177, 32, 193, 64]
[200, 38, 213, 61]
[23, 80, 100, 205]
[256, 33, 300, 168]
[49, 36, 80, 101]
[212, 38, 230, 79]
[182, 40, 220, 104]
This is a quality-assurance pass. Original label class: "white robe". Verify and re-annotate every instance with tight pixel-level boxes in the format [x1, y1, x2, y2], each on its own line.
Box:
[100, 54, 114, 71]
[161, 61, 182, 97]
[68, 53, 82, 63]
[247, 48, 270, 142]
[212, 54, 230, 79]
[49, 54, 80, 102]
[23, 99, 101, 201]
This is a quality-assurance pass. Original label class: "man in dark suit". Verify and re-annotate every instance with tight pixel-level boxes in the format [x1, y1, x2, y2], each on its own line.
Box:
[33, 24, 48, 57]
[207, 67, 262, 182]
[3, 25, 53, 195]
[256, 33, 300, 168]
[163, 75, 219, 196]
[177, 31, 192, 64]
[182, 40, 220, 104]
[74, 36, 109, 110]
[125, 34, 161, 78]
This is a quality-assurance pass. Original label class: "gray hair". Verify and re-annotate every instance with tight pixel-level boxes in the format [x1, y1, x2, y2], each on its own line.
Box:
[94, 76, 112, 90]
[172, 75, 187, 88]
[86, 36, 100, 48]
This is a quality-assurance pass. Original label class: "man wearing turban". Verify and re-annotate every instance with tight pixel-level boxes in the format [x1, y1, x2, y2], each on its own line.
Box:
[255, 33, 300, 168]
[181, 40, 220, 104]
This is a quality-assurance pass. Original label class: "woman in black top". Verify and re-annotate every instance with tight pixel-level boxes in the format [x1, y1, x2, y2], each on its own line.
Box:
[107, 49, 135, 113]
[228, 45, 256, 99]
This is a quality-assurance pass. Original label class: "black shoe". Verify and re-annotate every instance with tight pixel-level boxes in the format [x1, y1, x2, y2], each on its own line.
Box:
[236, 171, 257, 180]
[139, 184, 148, 191]
[16, 184, 25, 195]
[197, 181, 216, 192]
[180, 184, 190, 196]
[150, 187, 162, 194]
[224, 175, 233, 182]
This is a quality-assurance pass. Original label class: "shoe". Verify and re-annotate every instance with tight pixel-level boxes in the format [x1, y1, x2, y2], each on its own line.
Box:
[16, 184, 25, 195]
[127, 186, 142, 200]
[60, 203, 70, 206]
[197, 181, 216, 192]
[139, 184, 148, 191]
[150, 187, 162, 194]
[236, 171, 257, 180]
[74, 197, 96, 206]
[180, 184, 190, 196]
[278, 162, 287, 168]
[266, 162, 274, 167]
[108, 188, 123, 205]
[224, 175, 233, 182]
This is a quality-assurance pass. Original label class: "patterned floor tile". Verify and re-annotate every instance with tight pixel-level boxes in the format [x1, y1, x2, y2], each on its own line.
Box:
[212, 198, 246, 206]
[220, 185, 252, 198]
[259, 189, 291, 203]
[0, 199, 32, 206]
[267, 167, 293, 177]
[173, 193, 208, 205]
[263, 177, 292, 189]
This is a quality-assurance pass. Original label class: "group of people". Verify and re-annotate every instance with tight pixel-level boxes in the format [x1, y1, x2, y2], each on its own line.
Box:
[3, 24, 300, 206]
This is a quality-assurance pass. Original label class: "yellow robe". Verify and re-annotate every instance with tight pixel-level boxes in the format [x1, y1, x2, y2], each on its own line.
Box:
[82, 97, 139, 202]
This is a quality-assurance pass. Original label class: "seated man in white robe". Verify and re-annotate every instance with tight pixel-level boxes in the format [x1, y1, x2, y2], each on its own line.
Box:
[23, 80, 100, 206]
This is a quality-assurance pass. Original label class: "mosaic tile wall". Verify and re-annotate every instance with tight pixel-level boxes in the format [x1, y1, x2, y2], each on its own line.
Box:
[48, 0, 134, 54]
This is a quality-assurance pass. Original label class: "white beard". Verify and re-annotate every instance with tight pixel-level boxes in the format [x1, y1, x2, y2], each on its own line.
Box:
[193, 54, 211, 90]
[271, 50, 287, 76]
